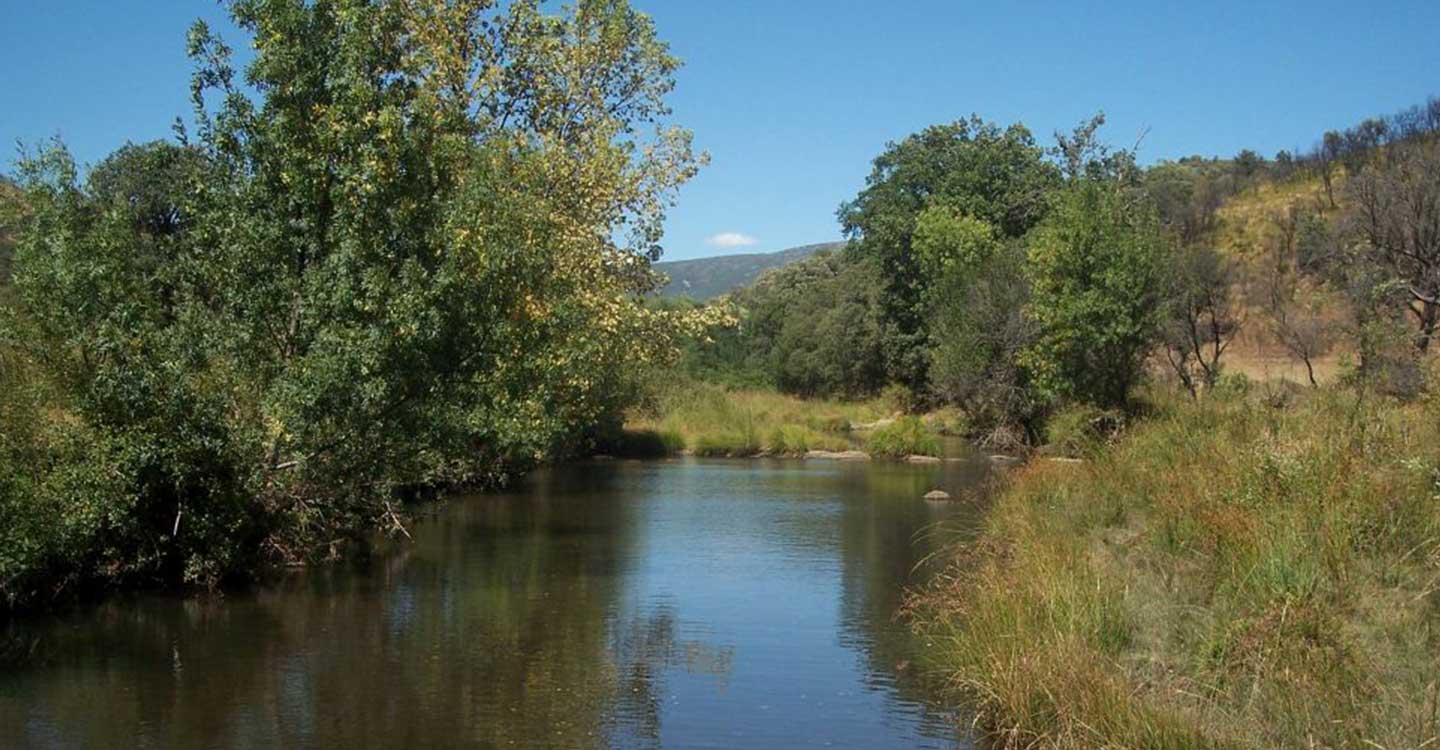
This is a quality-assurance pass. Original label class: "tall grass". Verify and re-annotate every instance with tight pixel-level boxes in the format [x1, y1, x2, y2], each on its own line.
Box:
[627, 381, 887, 456]
[766, 424, 850, 455]
[864, 416, 942, 458]
[909, 385, 1440, 748]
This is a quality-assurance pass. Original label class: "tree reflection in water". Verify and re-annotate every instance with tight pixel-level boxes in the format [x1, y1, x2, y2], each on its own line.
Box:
[1, 457, 986, 750]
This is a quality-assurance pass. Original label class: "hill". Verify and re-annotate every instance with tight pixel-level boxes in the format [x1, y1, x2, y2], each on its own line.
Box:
[654, 242, 843, 299]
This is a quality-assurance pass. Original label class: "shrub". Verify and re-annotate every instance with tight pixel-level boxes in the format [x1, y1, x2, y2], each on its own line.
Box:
[879, 383, 922, 415]
[1024, 179, 1171, 410]
[864, 416, 941, 458]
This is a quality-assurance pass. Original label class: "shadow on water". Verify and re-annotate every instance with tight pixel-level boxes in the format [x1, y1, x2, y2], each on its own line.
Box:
[1, 453, 993, 749]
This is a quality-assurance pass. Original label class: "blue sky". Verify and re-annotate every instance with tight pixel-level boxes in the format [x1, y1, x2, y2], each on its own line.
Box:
[3, 1, 1438, 261]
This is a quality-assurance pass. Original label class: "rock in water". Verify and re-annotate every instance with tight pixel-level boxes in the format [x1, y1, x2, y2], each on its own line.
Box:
[905, 455, 943, 464]
[923, 490, 951, 501]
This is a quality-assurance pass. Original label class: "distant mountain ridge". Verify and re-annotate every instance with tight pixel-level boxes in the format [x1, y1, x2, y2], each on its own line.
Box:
[654, 241, 844, 299]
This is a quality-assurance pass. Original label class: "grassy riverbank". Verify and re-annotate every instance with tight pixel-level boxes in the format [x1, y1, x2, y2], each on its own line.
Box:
[909, 384, 1440, 748]
[615, 382, 944, 458]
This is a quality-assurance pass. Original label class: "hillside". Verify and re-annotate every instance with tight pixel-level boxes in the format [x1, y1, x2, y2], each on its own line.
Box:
[1207, 171, 1350, 384]
[654, 242, 843, 299]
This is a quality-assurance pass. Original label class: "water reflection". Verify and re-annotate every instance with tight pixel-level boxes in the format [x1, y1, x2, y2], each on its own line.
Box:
[1, 456, 988, 749]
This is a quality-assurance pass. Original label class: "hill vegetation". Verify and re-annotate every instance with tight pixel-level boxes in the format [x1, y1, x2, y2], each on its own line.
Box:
[653, 241, 841, 299]
[674, 99, 1440, 442]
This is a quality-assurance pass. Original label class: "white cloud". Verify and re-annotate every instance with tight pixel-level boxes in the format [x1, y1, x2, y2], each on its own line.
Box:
[705, 232, 758, 249]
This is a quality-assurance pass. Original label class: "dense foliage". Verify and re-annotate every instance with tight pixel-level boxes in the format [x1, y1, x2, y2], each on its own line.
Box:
[677, 98, 1440, 446]
[1023, 179, 1171, 409]
[838, 117, 1059, 393]
[681, 114, 1175, 439]
[662, 249, 885, 398]
[0, 0, 708, 613]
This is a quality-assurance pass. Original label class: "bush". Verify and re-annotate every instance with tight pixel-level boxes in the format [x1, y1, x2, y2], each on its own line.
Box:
[923, 407, 970, 437]
[928, 241, 1043, 436]
[1213, 371, 1253, 399]
[1024, 179, 1171, 410]
[1043, 404, 1124, 457]
[864, 416, 941, 458]
[879, 383, 922, 415]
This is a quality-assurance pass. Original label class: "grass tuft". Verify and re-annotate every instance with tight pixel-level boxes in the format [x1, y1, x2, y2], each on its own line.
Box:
[864, 416, 942, 458]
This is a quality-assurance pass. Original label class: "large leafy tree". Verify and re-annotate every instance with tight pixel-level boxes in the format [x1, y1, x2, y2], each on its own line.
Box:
[839, 116, 1058, 394]
[2, 0, 702, 607]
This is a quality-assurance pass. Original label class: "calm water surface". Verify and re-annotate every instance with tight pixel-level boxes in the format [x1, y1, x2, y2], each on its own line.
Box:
[1, 455, 990, 749]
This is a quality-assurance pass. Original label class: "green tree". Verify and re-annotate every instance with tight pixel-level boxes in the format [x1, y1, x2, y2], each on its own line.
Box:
[1023, 179, 1171, 409]
[839, 116, 1058, 394]
[0, 176, 21, 294]
[701, 250, 886, 398]
[1, 0, 701, 610]
[928, 235, 1042, 441]
[1144, 160, 1228, 244]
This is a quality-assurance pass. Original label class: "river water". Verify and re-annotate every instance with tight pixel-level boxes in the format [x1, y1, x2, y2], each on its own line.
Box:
[1, 455, 991, 749]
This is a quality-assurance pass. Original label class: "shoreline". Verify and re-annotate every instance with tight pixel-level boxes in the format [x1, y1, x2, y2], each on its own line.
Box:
[906, 385, 1440, 747]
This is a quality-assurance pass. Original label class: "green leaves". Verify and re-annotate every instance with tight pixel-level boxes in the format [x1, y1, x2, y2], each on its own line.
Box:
[1023, 180, 1171, 409]
[912, 208, 1000, 287]
[1, 0, 701, 611]
[839, 115, 1059, 392]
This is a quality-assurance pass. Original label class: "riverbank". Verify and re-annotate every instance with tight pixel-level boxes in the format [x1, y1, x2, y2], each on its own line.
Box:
[615, 382, 945, 459]
[907, 384, 1440, 748]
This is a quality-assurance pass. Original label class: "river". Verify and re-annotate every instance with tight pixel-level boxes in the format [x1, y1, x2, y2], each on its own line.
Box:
[1, 454, 991, 749]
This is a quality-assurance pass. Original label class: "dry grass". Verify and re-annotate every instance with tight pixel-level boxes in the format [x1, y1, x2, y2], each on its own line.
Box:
[1209, 173, 1354, 386]
[626, 381, 890, 456]
[910, 384, 1440, 748]
[1212, 174, 1336, 263]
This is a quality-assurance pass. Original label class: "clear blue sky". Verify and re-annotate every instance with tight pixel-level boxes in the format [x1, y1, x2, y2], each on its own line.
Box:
[3, 1, 1438, 261]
